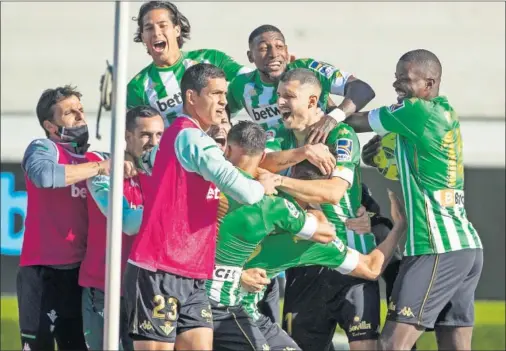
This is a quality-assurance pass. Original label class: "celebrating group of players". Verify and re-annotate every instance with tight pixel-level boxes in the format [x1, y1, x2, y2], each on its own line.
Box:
[16, 1, 483, 351]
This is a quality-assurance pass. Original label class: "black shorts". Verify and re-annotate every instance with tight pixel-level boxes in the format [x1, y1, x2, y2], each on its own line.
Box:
[123, 263, 213, 343]
[255, 314, 301, 351]
[211, 301, 269, 351]
[282, 266, 380, 350]
[16, 265, 86, 350]
[257, 277, 281, 325]
[386, 248, 483, 329]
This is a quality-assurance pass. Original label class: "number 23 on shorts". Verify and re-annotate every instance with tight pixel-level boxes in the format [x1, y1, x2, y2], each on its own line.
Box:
[152, 295, 179, 321]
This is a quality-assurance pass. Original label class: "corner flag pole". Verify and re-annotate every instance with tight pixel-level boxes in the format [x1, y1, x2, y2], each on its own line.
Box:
[103, 1, 129, 349]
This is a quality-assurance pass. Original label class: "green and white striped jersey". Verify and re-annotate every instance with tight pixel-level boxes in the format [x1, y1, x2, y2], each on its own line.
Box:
[127, 49, 251, 127]
[205, 175, 310, 307]
[240, 231, 355, 321]
[265, 123, 377, 254]
[227, 58, 352, 129]
[368, 96, 482, 256]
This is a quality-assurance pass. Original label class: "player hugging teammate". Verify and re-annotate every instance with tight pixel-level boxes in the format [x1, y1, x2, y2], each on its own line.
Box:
[16, 1, 483, 351]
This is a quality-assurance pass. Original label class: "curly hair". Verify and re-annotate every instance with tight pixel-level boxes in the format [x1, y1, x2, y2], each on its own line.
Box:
[133, 1, 191, 49]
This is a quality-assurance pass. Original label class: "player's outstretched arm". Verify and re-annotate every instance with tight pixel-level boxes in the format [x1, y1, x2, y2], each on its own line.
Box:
[22, 139, 110, 188]
[305, 209, 337, 244]
[307, 72, 375, 144]
[343, 111, 373, 133]
[175, 128, 279, 204]
[261, 143, 336, 175]
[275, 175, 349, 205]
[346, 189, 407, 280]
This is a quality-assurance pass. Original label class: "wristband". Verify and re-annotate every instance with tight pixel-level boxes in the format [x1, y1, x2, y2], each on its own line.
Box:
[328, 108, 346, 124]
[296, 213, 318, 240]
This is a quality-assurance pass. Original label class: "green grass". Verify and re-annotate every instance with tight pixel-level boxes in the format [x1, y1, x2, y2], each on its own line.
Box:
[2, 297, 504, 350]
[341, 300, 506, 350]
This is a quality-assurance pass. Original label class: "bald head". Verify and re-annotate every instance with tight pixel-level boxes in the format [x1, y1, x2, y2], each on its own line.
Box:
[399, 49, 442, 80]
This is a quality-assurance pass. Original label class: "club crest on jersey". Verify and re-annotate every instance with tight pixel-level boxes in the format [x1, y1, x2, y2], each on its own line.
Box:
[337, 139, 353, 162]
[308, 60, 337, 79]
[266, 129, 276, 141]
[284, 199, 300, 218]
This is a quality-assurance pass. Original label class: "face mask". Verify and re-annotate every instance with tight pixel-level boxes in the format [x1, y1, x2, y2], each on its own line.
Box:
[57, 125, 89, 148]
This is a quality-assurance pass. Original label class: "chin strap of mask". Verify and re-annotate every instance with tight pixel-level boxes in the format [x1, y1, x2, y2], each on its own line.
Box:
[96, 60, 114, 140]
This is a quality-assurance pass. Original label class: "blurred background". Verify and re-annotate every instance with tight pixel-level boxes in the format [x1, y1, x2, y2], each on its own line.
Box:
[1, 2, 505, 350]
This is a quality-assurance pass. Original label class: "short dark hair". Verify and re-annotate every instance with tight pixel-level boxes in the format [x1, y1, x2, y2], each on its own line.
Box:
[133, 1, 191, 48]
[399, 49, 442, 79]
[291, 147, 337, 180]
[126, 105, 161, 131]
[36, 85, 82, 136]
[279, 68, 322, 91]
[181, 63, 226, 105]
[248, 24, 285, 46]
[227, 121, 266, 156]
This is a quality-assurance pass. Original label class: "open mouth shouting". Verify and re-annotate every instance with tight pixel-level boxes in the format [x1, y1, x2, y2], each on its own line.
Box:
[280, 108, 292, 121]
[152, 40, 167, 54]
[395, 89, 408, 102]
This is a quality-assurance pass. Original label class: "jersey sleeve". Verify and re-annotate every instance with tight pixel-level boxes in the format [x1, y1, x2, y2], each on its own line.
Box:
[265, 196, 314, 236]
[294, 58, 352, 96]
[265, 125, 288, 152]
[126, 77, 146, 109]
[326, 125, 360, 186]
[210, 49, 253, 81]
[174, 128, 265, 205]
[22, 139, 66, 188]
[86, 175, 143, 236]
[226, 75, 246, 117]
[334, 247, 360, 275]
[368, 98, 430, 138]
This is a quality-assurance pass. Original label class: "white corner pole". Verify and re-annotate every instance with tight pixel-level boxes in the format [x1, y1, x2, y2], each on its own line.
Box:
[103, 1, 129, 349]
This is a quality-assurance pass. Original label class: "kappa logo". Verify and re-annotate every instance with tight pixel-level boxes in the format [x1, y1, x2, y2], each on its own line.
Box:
[398, 306, 415, 318]
[23, 343, 31, 351]
[140, 320, 154, 331]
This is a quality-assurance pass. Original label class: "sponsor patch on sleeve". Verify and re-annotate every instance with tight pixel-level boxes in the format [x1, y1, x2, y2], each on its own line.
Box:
[284, 198, 300, 218]
[337, 138, 353, 162]
[266, 129, 276, 141]
[332, 238, 346, 253]
[309, 60, 337, 79]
